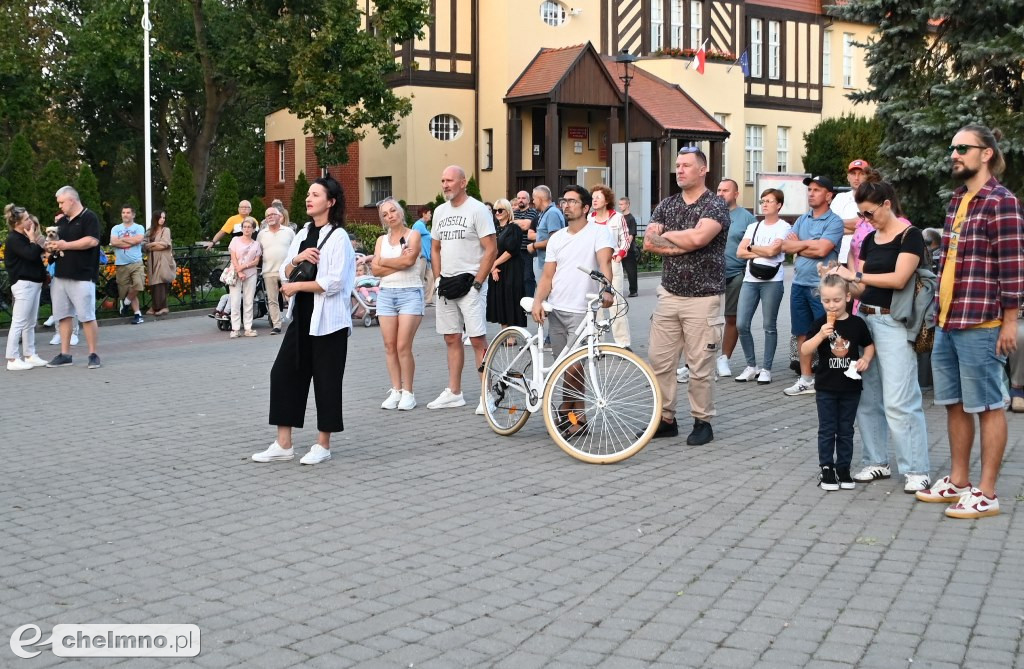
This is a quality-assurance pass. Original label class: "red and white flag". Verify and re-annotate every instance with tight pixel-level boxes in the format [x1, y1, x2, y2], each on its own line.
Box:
[691, 39, 708, 74]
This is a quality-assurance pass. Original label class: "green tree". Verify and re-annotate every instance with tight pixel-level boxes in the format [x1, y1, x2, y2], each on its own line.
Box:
[2, 133, 36, 215]
[251, 196, 266, 219]
[290, 171, 311, 216]
[832, 1, 1024, 225]
[37, 160, 68, 220]
[165, 154, 201, 246]
[802, 114, 884, 184]
[75, 163, 103, 234]
[466, 176, 483, 202]
[211, 172, 240, 232]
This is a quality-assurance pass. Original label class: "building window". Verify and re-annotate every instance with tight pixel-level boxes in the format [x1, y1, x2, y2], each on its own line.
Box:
[714, 113, 729, 177]
[776, 127, 789, 172]
[842, 33, 854, 87]
[749, 19, 763, 78]
[368, 177, 392, 205]
[768, 20, 780, 80]
[822, 29, 832, 85]
[651, 0, 663, 50]
[428, 114, 462, 141]
[744, 125, 764, 185]
[670, 0, 683, 48]
[276, 140, 286, 183]
[482, 129, 493, 171]
[539, 1, 566, 27]
[689, 1, 702, 50]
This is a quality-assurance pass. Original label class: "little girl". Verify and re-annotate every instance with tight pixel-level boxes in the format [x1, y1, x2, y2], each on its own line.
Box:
[801, 274, 875, 491]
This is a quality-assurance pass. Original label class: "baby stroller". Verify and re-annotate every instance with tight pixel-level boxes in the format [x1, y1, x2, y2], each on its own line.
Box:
[352, 254, 378, 328]
[208, 266, 271, 331]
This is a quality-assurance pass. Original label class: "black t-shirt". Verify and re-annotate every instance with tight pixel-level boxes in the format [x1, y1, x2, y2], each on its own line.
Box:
[294, 223, 323, 313]
[54, 208, 101, 282]
[808, 314, 872, 393]
[513, 207, 539, 252]
[860, 226, 925, 309]
[4, 232, 47, 284]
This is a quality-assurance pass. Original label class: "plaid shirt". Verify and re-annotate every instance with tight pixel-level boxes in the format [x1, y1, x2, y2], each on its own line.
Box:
[937, 176, 1024, 330]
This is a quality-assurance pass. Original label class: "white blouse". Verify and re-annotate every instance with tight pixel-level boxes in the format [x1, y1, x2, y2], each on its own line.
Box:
[280, 222, 356, 336]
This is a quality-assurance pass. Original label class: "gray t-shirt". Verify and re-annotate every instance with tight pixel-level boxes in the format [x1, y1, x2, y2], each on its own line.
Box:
[433, 196, 496, 276]
[724, 206, 757, 278]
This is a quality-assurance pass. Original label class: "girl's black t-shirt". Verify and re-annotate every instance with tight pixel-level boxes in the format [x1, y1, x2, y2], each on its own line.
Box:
[860, 226, 925, 309]
[808, 314, 873, 393]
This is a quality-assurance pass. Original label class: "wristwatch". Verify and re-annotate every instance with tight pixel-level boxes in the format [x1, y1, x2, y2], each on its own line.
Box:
[855, 271, 863, 282]
[472, 281, 483, 291]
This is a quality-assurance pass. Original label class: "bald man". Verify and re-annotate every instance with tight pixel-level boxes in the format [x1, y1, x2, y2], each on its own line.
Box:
[204, 200, 252, 247]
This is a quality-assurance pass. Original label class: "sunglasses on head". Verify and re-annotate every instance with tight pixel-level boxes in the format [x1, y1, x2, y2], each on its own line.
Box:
[678, 146, 700, 154]
[948, 144, 986, 155]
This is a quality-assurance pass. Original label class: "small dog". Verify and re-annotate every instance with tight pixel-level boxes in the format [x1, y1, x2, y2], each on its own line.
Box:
[45, 226, 64, 263]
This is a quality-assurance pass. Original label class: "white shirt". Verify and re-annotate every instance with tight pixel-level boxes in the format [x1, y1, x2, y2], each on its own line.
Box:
[831, 191, 859, 264]
[545, 222, 614, 313]
[741, 219, 791, 283]
[432, 196, 495, 276]
[280, 222, 356, 336]
[257, 226, 296, 276]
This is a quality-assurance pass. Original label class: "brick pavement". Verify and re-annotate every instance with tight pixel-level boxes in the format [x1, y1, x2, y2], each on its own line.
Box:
[2, 271, 1022, 668]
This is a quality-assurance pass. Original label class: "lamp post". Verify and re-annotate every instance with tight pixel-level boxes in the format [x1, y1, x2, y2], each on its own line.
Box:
[142, 0, 153, 229]
[614, 49, 637, 201]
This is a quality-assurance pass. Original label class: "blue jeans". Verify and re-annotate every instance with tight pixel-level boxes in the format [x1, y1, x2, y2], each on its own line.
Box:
[817, 390, 860, 468]
[736, 280, 784, 370]
[790, 283, 824, 340]
[522, 254, 536, 297]
[856, 314, 930, 474]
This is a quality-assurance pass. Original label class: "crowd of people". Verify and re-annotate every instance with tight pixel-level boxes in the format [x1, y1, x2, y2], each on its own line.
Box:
[3, 125, 1021, 521]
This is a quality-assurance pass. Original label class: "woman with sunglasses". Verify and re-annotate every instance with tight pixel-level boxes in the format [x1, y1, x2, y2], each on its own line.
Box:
[4, 204, 49, 370]
[485, 198, 526, 332]
[831, 180, 931, 493]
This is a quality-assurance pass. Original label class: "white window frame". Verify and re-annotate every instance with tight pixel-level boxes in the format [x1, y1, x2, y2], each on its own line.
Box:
[428, 114, 462, 141]
[749, 19, 763, 78]
[651, 0, 663, 50]
[744, 125, 764, 185]
[776, 126, 789, 173]
[843, 32, 854, 88]
[714, 113, 729, 177]
[276, 140, 286, 183]
[689, 1, 702, 50]
[822, 29, 832, 86]
[539, 1, 566, 27]
[670, 0, 683, 48]
[368, 177, 393, 205]
[768, 20, 781, 80]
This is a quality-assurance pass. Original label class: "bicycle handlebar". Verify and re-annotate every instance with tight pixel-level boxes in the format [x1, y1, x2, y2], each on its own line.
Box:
[576, 266, 612, 291]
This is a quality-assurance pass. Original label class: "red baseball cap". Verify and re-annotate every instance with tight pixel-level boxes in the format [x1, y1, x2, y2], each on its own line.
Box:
[847, 159, 870, 172]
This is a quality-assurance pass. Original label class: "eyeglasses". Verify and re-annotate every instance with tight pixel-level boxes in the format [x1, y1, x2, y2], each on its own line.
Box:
[759, 199, 779, 206]
[557, 198, 583, 207]
[859, 205, 881, 220]
[948, 144, 987, 155]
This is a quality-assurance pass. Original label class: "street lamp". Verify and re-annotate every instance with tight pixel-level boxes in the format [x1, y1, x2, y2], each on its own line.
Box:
[614, 49, 637, 201]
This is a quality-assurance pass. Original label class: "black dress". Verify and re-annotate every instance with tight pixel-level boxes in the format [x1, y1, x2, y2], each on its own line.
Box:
[486, 223, 526, 327]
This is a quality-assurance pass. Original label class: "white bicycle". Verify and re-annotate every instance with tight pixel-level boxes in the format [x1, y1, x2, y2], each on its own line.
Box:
[481, 267, 662, 463]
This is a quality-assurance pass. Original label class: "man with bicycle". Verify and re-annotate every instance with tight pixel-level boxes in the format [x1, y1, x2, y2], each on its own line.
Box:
[532, 185, 615, 437]
[643, 147, 731, 445]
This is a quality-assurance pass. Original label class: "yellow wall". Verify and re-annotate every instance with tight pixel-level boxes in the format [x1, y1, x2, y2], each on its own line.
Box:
[265, 110, 307, 181]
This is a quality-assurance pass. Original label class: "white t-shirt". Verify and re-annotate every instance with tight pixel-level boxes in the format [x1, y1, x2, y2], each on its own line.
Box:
[545, 222, 614, 313]
[742, 219, 791, 283]
[432, 196, 496, 276]
[831, 191, 858, 264]
[257, 226, 296, 275]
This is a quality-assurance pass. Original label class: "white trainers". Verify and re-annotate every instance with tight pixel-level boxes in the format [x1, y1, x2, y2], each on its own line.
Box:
[7, 358, 33, 371]
[735, 366, 758, 382]
[300, 444, 332, 465]
[716, 354, 732, 378]
[397, 390, 416, 411]
[783, 378, 816, 396]
[756, 369, 772, 384]
[916, 475, 971, 503]
[252, 441, 294, 462]
[903, 474, 931, 494]
[427, 388, 466, 409]
[49, 333, 61, 346]
[475, 398, 485, 415]
[70, 334, 79, 346]
[24, 355, 48, 367]
[43, 315, 55, 327]
[676, 366, 690, 383]
[852, 464, 891, 482]
[944, 487, 1000, 519]
[381, 388, 402, 410]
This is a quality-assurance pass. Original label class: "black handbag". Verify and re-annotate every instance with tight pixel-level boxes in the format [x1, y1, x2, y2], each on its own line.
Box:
[746, 222, 782, 280]
[288, 224, 338, 282]
[437, 272, 475, 300]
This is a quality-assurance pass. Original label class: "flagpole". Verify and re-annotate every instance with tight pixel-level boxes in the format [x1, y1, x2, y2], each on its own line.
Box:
[686, 39, 709, 69]
[142, 0, 152, 229]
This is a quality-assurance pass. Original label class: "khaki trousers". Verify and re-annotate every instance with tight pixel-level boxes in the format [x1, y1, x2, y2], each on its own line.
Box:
[264, 274, 283, 328]
[420, 258, 435, 305]
[602, 261, 631, 347]
[648, 287, 725, 422]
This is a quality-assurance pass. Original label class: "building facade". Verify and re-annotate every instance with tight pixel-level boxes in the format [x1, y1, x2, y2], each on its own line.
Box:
[265, 0, 876, 221]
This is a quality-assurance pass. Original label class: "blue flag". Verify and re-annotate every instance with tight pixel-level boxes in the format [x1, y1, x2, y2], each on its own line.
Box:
[740, 50, 750, 77]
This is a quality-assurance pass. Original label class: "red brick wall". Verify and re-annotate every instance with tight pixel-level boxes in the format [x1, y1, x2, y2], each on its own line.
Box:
[302, 138, 373, 224]
[263, 139, 295, 207]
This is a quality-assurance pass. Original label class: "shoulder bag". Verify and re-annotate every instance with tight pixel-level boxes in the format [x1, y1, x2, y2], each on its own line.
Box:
[746, 222, 782, 280]
[288, 224, 338, 283]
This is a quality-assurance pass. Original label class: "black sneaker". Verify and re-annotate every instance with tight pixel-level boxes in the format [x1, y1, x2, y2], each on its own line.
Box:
[46, 353, 73, 367]
[131, 313, 144, 325]
[271, 327, 281, 335]
[819, 465, 839, 491]
[836, 467, 856, 490]
[650, 418, 679, 439]
[686, 419, 713, 445]
[120, 304, 132, 317]
[87, 353, 102, 369]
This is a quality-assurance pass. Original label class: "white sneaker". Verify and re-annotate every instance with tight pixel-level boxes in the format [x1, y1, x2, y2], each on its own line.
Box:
[475, 398, 485, 415]
[903, 474, 931, 494]
[676, 366, 689, 383]
[716, 354, 732, 378]
[300, 444, 332, 465]
[463, 336, 471, 346]
[70, 334, 79, 346]
[735, 366, 758, 382]
[7, 358, 33, 371]
[756, 369, 772, 384]
[397, 390, 416, 411]
[251, 441, 294, 462]
[783, 378, 816, 396]
[24, 355, 48, 367]
[43, 315, 55, 327]
[851, 464, 891, 482]
[381, 388, 402, 410]
[49, 333, 61, 346]
[427, 388, 466, 409]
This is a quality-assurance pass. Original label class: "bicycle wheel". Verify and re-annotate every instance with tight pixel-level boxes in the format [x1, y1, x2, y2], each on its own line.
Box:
[481, 327, 534, 436]
[542, 344, 661, 463]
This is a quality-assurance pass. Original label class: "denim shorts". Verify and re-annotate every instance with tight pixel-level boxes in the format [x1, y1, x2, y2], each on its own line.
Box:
[790, 283, 824, 339]
[376, 286, 424, 317]
[932, 326, 1009, 413]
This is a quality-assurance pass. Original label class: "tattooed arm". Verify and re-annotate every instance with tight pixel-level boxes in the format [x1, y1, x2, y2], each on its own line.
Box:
[643, 223, 687, 256]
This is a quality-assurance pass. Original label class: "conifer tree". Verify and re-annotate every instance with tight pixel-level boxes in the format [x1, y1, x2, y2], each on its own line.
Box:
[166, 154, 201, 246]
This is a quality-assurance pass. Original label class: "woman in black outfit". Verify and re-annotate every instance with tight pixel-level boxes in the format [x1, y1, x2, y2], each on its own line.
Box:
[251, 175, 356, 465]
[486, 198, 526, 331]
[4, 204, 49, 370]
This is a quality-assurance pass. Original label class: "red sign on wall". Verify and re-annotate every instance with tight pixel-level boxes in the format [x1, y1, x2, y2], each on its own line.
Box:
[567, 127, 589, 140]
